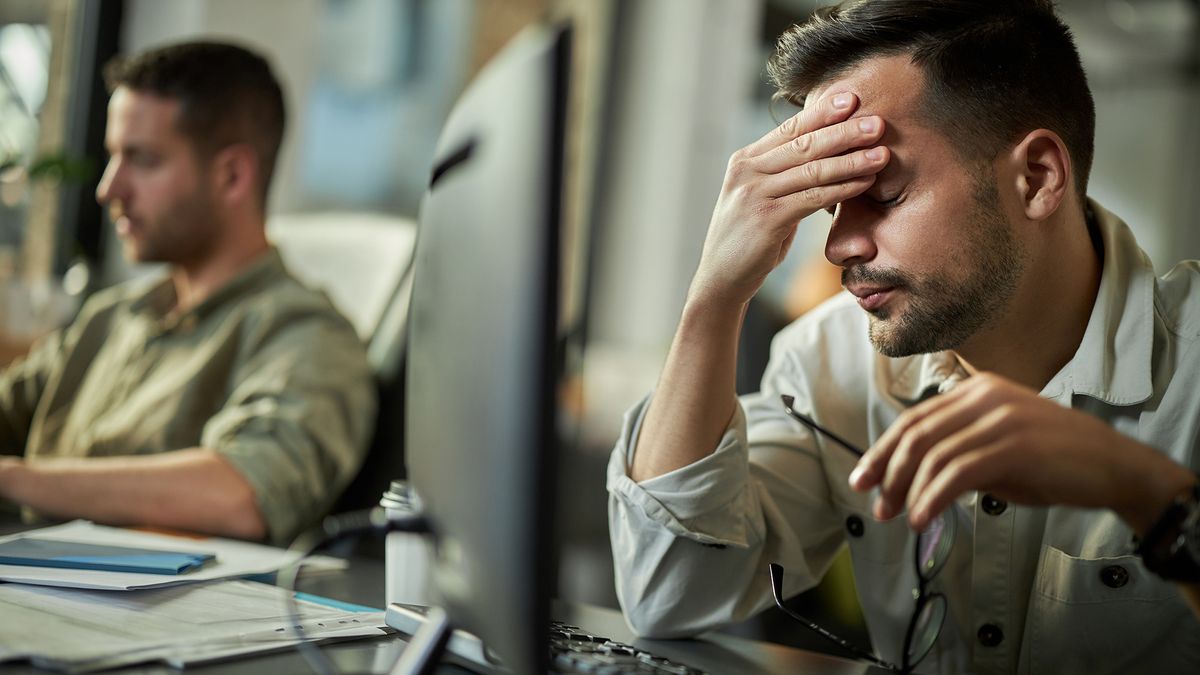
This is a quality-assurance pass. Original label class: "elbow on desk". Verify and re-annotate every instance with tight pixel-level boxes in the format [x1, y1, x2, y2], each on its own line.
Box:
[619, 594, 710, 641]
[210, 483, 268, 541]
[623, 609, 706, 641]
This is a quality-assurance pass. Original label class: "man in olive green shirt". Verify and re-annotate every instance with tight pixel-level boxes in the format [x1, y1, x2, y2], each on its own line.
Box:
[0, 42, 375, 544]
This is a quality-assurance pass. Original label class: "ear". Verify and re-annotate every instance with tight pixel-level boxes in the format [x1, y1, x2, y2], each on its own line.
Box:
[1005, 129, 1071, 221]
[208, 143, 260, 209]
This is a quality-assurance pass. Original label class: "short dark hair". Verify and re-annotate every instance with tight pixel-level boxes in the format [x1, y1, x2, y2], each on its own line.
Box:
[767, 0, 1095, 199]
[103, 41, 286, 204]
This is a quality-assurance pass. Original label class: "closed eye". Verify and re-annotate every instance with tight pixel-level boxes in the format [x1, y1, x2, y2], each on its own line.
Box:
[871, 192, 904, 208]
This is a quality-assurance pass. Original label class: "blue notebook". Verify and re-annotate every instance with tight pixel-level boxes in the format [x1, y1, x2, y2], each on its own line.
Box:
[0, 537, 216, 575]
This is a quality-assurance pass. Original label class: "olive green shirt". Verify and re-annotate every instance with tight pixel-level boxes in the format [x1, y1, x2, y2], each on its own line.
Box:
[0, 249, 376, 544]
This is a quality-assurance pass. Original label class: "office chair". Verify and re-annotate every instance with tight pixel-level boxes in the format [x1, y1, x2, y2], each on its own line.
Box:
[268, 212, 418, 342]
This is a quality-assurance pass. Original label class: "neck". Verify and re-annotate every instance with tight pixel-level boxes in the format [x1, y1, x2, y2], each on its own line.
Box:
[954, 202, 1102, 391]
[170, 219, 270, 313]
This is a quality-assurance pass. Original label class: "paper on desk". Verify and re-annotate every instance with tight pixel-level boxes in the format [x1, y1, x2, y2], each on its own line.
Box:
[0, 578, 389, 673]
[0, 520, 346, 591]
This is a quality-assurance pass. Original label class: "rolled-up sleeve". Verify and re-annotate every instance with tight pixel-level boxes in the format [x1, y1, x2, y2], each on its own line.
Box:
[607, 312, 868, 639]
[608, 383, 847, 636]
[202, 315, 376, 544]
[608, 397, 761, 548]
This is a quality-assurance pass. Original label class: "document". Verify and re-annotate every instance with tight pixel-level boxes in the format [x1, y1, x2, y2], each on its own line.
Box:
[0, 578, 390, 672]
[0, 520, 340, 590]
[0, 537, 215, 574]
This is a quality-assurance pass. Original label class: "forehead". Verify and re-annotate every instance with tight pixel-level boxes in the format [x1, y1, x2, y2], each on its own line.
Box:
[805, 55, 956, 179]
[805, 54, 926, 127]
[105, 87, 185, 146]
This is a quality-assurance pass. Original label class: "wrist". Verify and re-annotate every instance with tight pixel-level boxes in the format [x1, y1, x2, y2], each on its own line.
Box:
[682, 284, 747, 324]
[1113, 441, 1197, 537]
[684, 272, 753, 314]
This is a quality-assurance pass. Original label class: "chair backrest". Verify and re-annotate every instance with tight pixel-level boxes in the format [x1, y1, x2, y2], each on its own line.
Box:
[267, 211, 418, 346]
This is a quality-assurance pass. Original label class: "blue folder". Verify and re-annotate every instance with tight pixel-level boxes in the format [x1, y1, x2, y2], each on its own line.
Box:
[0, 537, 215, 575]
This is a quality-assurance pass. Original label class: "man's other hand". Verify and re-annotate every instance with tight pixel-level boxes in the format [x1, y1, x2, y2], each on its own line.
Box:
[849, 373, 1196, 536]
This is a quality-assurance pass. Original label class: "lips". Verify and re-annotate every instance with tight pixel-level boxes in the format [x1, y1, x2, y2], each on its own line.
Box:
[847, 284, 896, 312]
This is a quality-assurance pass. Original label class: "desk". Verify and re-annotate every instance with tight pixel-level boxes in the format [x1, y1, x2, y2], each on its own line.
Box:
[555, 602, 881, 675]
[1, 537, 883, 674]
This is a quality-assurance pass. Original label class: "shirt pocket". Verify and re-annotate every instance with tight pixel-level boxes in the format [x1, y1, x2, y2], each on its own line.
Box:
[1028, 545, 1200, 674]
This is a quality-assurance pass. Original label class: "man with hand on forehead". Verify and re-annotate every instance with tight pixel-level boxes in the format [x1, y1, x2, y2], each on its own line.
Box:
[607, 1, 1200, 673]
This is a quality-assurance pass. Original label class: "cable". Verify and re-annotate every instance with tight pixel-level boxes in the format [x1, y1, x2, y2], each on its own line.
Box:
[279, 508, 432, 675]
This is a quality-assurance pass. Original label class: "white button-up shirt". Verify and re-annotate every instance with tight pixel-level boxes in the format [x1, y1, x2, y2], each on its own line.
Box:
[607, 201, 1200, 674]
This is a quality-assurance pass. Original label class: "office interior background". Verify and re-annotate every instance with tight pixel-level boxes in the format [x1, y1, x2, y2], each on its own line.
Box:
[1, 0, 1198, 654]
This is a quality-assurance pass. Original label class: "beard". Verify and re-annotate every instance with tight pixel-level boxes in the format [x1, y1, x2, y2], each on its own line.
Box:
[121, 186, 220, 266]
[845, 181, 1024, 357]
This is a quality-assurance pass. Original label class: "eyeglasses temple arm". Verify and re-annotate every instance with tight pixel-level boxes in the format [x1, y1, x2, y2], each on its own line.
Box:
[780, 394, 866, 458]
[768, 563, 899, 671]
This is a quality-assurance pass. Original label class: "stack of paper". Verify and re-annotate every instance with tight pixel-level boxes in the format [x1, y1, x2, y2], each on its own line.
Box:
[0, 579, 389, 672]
[0, 521, 386, 672]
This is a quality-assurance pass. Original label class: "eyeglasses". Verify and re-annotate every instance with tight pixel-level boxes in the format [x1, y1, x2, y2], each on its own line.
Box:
[775, 394, 956, 673]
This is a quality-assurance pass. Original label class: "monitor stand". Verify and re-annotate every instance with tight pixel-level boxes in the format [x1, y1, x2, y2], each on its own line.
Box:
[386, 603, 504, 672]
[388, 604, 453, 675]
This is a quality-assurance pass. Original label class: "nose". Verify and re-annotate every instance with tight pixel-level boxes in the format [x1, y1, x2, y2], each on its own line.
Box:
[824, 202, 879, 268]
[95, 157, 121, 205]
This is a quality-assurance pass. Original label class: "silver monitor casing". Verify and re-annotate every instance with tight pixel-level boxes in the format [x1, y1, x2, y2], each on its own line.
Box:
[399, 22, 570, 675]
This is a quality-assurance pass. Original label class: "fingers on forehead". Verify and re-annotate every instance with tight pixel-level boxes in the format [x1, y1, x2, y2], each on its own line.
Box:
[740, 91, 857, 159]
[799, 91, 857, 130]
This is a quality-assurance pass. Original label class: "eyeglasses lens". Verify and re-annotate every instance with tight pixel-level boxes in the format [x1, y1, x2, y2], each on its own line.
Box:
[916, 510, 955, 580]
[906, 593, 947, 666]
[906, 510, 956, 669]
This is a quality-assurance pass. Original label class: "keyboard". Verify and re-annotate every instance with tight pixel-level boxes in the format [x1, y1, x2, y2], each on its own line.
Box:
[385, 604, 707, 674]
[548, 620, 706, 674]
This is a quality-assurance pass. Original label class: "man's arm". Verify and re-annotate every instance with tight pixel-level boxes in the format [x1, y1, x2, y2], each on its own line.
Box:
[0, 449, 266, 540]
[630, 90, 889, 482]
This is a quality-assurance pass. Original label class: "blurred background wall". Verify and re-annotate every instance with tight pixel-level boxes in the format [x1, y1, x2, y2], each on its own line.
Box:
[2, 0, 1197, 655]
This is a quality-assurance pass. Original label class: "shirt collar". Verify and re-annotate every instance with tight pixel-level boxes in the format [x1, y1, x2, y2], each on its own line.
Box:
[885, 350, 968, 406]
[1046, 199, 1156, 405]
[884, 199, 1155, 407]
[129, 248, 287, 330]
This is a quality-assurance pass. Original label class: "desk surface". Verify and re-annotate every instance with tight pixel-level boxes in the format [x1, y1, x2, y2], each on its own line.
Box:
[1, 537, 881, 675]
[555, 601, 878, 675]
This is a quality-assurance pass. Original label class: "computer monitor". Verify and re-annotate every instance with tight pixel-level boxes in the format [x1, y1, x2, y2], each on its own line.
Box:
[400, 21, 571, 675]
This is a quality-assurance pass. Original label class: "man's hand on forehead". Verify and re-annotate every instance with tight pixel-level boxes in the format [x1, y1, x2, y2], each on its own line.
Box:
[689, 90, 890, 309]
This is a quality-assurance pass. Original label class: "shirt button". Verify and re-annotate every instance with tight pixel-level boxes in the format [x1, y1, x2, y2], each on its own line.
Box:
[977, 623, 1004, 647]
[981, 494, 1008, 516]
[846, 515, 865, 538]
[1100, 565, 1129, 589]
